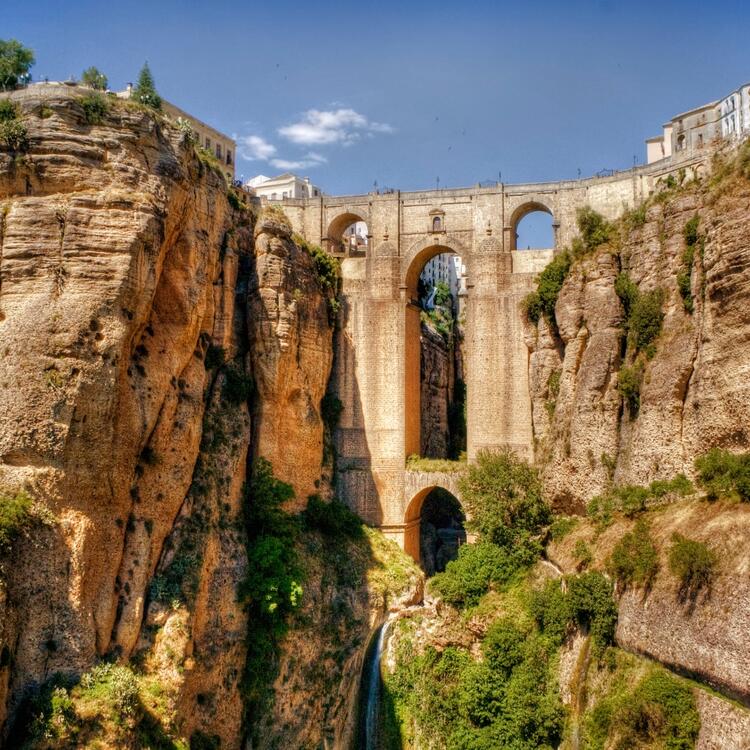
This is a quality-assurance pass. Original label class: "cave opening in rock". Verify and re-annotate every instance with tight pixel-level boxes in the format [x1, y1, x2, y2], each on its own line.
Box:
[419, 487, 466, 576]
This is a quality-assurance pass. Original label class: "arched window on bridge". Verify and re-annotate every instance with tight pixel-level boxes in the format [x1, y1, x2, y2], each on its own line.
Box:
[515, 209, 554, 251]
[432, 216, 442, 232]
[326, 213, 369, 256]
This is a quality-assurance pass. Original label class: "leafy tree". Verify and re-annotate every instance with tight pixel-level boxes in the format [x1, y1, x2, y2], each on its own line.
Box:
[695, 448, 750, 502]
[0, 39, 35, 90]
[458, 449, 550, 550]
[81, 66, 108, 90]
[523, 249, 571, 326]
[132, 62, 162, 110]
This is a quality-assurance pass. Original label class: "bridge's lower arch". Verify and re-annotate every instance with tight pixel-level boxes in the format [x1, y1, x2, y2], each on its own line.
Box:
[404, 483, 466, 571]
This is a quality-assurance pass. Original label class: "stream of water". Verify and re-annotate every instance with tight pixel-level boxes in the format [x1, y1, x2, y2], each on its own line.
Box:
[361, 618, 393, 750]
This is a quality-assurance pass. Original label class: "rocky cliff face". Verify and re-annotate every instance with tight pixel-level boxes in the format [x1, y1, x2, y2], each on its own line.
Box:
[0, 87, 391, 749]
[420, 323, 452, 458]
[527, 161, 750, 512]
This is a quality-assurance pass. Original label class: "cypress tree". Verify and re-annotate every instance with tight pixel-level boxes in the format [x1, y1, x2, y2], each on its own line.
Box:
[133, 62, 161, 110]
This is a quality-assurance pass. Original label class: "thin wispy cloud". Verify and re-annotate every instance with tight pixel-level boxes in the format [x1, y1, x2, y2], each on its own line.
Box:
[278, 108, 394, 146]
[238, 135, 277, 161]
[270, 152, 327, 170]
[237, 108, 393, 173]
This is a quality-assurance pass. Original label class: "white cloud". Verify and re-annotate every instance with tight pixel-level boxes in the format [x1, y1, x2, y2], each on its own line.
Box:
[278, 108, 394, 146]
[269, 152, 327, 170]
[238, 135, 277, 161]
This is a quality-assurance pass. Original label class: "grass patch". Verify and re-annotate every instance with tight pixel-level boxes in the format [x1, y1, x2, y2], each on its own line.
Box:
[406, 454, 466, 473]
[0, 490, 34, 549]
[79, 92, 109, 125]
[587, 474, 693, 527]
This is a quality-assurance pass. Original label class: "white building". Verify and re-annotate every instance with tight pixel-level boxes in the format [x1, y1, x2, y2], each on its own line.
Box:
[420, 253, 466, 308]
[645, 81, 750, 164]
[343, 220, 368, 250]
[246, 173, 321, 200]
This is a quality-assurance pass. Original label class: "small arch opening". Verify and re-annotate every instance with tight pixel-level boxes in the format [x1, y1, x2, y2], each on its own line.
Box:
[515, 210, 554, 251]
[404, 486, 466, 572]
[420, 488, 466, 575]
[432, 215, 442, 232]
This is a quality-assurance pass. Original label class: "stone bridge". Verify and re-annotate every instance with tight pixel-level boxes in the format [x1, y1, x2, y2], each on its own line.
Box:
[279, 154, 705, 561]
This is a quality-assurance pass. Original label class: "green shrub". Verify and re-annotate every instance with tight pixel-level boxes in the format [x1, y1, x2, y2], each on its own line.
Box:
[81, 65, 107, 91]
[668, 533, 716, 600]
[628, 288, 664, 356]
[614, 271, 639, 319]
[0, 490, 33, 548]
[481, 618, 525, 677]
[530, 578, 572, 645]
[203, 343, 225, 370]
[617, 361, 643, 417]
[567, 571, 618, 648]
[531, 572, 617, 649]
[738, 139, 750, 181]
[608, 519, 659, 589]
[222, 361, 253, 404]
[576, 206, 613, 253]
[695, 448, 750, 501]
[303, 495, 363, 540]
[0, 117, 28, 151]
[429, 541, 534, 608]
[0, 98, 17, 121]
[678, 215, 700, 313]
[458, 449, 550, 551]
[523, 250, 571, 327]
[78, 662, 140, 718]
[587, 669, 700, 750]
[549, 515, 577, 540]
[574, 538, 593, 570]
[79, 92, 109, 125]
[649, 473, 693, 498]
[240, 459, 301, 731]
[321, 392, 343, 431]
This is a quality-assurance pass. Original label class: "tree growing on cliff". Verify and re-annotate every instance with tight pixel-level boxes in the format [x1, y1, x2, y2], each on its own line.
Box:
[0, 39, 35, 90]
[132, 62, 161, 110]
[81, 66, 107, 90]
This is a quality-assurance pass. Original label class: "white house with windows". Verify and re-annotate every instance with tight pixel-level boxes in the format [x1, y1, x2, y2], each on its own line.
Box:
[645, 81, 750, 164]
[246, 173, 322, 200]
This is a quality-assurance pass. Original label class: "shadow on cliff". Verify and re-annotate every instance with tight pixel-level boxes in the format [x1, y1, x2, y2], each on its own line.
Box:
[330, 285, 381, 526]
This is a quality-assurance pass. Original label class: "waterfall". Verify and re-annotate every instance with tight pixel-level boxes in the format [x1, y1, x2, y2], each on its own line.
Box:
[361, 618, 393, 750]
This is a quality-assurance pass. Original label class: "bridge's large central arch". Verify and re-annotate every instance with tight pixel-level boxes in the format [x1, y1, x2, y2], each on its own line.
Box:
[404, 242, 467, 458]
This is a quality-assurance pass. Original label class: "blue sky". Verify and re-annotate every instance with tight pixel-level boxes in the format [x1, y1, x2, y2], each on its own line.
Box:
[7, 0, 749, 244]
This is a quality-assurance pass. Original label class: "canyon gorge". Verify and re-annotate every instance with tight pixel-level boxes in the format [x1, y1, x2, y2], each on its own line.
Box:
[0, 83, 749, 750]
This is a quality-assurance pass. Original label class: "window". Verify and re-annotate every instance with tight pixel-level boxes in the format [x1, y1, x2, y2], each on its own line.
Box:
[205, 137, 212, 150]
[282, 191, 288, 198]
[697, 133, 703, 148]
[270, 192, 277, 200]
[313, 189, 319, 196]
[432, 216, 442, 232]
[676, 133, 686, 151]
[226, 150, 232, 165]
[216, 144, 222, 159]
